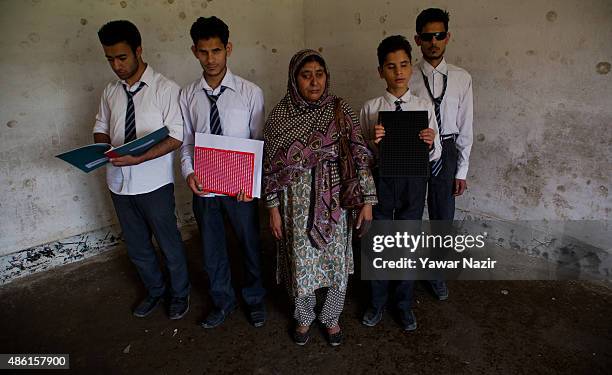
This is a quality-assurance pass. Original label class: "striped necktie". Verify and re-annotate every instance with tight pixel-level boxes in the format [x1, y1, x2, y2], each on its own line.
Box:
[205, 86, 227, 135]
[123, 82, 146, 143]
[422, 72, 448, 177]
[395, 99, 403, 111]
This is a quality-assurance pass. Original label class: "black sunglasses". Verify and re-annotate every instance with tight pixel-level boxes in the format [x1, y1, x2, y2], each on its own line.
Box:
[419, 32, 447, 41]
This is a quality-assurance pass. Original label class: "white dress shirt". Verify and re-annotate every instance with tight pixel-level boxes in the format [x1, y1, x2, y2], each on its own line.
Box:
[360, 89, 442, 163]
[93, 65, 183, 195]
[409, 58, 473, 180]
[179, 69, 265, 194]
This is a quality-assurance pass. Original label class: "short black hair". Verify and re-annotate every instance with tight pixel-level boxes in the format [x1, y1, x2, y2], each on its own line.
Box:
[416, 8, 450, 34]
[98, 20, 141, 52]
[190, 16, 229, 46]
[377, 35, 412, 67]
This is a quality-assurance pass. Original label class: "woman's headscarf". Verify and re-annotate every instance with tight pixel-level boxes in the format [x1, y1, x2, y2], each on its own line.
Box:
[263, 49, 365, 249]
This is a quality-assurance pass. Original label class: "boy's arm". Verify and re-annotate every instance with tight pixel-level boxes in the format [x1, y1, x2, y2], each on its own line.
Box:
[359, 105, 378, 152]
[454, 75, 473, 180]
[248, 86, 265, 141]
[427, 103, 442, 162]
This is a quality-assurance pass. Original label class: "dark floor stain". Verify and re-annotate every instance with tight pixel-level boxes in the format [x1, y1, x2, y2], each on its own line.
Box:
[546, 11, 557, 22]
[595, 62, 610, 75]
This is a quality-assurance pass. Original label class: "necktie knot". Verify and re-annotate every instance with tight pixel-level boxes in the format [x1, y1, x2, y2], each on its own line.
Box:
[394, 100, 403, 111]
[205, 86, 227, 135]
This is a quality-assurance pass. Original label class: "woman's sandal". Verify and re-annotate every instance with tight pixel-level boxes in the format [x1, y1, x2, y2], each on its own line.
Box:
[293, 325, 310, 346]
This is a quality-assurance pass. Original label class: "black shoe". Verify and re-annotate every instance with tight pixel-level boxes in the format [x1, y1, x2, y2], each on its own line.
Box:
[133, 295, 163, 318]
[362, 306, 384, 327]
[247, 303, 266, 328]
[327, 328, 343, 347]
[200, 302, 238, 329]
[168, 295, 189, 320]
[430, 281, 449, 301]
[399, 309, 417, 331]
[293, 326, 310, 346]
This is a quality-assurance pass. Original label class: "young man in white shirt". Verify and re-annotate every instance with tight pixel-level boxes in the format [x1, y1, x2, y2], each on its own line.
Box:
[94, 20, 189, 320]
[360, 35, 441, 331]
[180, 16, 266, 329]
[410, 8, 474, 301]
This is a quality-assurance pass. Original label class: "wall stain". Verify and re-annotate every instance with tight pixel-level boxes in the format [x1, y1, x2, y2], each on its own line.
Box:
[556, 185, 565, 192]
[73, 196, 79, 202]
[596, 62, 610, 75]
[80, 18, 88, 26]
[549, 51, 560, 61]
[271, 48, 277, 53]
[476, 133, 485, 142]
[179, 11, 186, 20]
[168, 0, 175, 3]
[379, 15, 387, 24]
[6, 120, 18, 128]
[120, 1, 127, 8]
[51, 135, 60, 146]
[599, 186, 608, 198]
[546, 11, 557, 22]
[526, 50, 536, 56]
[354, 13, 361, 25]
[28, 33, 40, 43]
[317, 47, 323, 52]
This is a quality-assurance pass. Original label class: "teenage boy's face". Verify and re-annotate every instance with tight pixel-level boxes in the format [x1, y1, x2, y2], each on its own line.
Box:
[191, 37, 232, 79]
[415, 21, 450, 61]
[378, 49, 412, 92]
[103, 42, 141, 81]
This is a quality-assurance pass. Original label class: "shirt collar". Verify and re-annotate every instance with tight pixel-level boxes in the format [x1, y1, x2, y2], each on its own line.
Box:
[199, 68, 237, 93]
[383, 89, 413, 106]
[421, 58, 448, 76]
[120, 64, 153, 89]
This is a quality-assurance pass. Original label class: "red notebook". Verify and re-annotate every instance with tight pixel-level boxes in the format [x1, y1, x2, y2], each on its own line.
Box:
[194, 147, 255, 197]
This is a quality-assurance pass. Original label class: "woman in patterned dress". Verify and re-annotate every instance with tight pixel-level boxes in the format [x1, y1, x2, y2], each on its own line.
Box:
[263, 49, 378, 346]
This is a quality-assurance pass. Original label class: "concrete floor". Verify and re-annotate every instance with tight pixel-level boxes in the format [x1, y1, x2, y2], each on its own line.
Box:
[1, 227, 610, 374]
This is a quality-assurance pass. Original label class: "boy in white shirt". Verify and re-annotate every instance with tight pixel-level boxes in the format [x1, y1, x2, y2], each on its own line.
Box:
[360, 35, 441, 331]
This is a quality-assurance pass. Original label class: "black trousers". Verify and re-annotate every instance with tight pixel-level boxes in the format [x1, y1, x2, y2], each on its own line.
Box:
[370, 173, 427, 312]
[110, 183, 190, 299]
[427, 139, 458, 221]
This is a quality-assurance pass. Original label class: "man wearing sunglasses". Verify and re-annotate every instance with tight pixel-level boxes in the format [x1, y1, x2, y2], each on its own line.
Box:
[410, 8, 474, 301]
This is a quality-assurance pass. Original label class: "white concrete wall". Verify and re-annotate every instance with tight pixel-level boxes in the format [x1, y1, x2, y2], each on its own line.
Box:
[0, 0, 304, 256]
[1, 0, 611, 259]
[304, 0, 612, 221]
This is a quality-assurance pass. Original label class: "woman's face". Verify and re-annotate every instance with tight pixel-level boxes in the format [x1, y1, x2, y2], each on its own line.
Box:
[296, 60, 327, 103]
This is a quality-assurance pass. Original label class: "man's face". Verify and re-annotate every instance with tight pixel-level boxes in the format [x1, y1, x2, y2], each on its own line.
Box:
[415, 21, 450, 61]
[103, 42, 141, 81]
[378, 49, 412, 92]
[296, 60, 327, 102]
[191, 37, 232, 79]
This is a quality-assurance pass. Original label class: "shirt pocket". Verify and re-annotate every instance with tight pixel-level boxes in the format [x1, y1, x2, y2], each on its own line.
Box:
[137, 111, 165, 137]
[221, 109, 251, 138]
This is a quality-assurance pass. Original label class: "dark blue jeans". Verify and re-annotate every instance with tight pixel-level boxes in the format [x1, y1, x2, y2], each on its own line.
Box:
[192, 196, 265, 310]
[370, 173, 427, 312]
[110, 183, 190, 299]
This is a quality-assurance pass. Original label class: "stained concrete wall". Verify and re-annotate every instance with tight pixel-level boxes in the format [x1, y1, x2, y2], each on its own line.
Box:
[1, 0, 611, 266]
[305, 0, 612, 221]
[0, 0, 304, 256]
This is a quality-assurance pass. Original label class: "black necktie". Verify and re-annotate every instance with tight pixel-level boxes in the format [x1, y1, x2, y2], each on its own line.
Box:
[205, 86, 227, 135]
[123, 82, 146, 143]
[422, 71, 448, 176]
